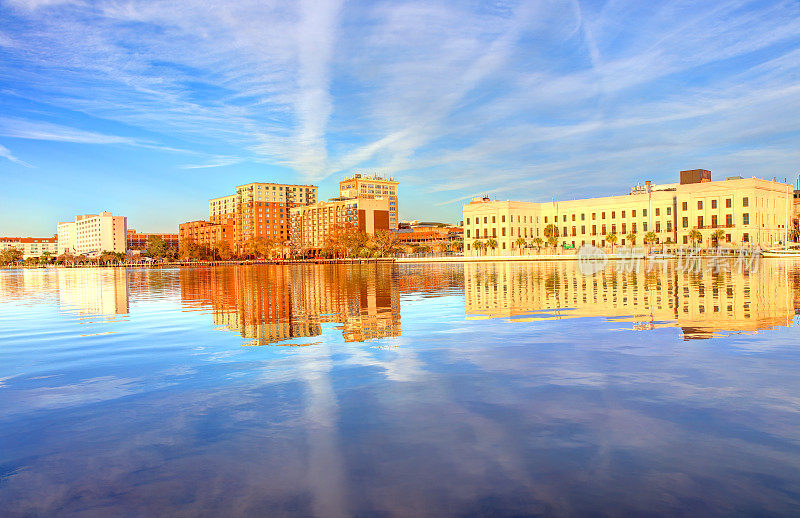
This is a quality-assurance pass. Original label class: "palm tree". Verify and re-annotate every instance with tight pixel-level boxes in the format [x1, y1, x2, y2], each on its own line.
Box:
[626, 232, 637, 247]
[688, 228, 702, 248]
[605, 233, 617, 253]
[643, 231, 657, 251]
[514, 237, 527, 255]
[532, 237, 543, 253]
[547, 235, 558, 252]
[486, 238, 498, 255]
[472, 239, 484, 256]
[711, 229, 726, 247]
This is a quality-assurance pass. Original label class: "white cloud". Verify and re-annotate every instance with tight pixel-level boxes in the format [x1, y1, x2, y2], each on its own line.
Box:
[0, 143, 32, 167]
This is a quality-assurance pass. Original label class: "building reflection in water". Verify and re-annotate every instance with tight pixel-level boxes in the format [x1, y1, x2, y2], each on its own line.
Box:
[0, 268, 129, 317]
[180, 264, 401, 345]
[464, 260, 800, 339]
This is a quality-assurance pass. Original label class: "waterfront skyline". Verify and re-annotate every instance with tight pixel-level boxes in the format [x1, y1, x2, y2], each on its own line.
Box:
[2, 0, 800, 236]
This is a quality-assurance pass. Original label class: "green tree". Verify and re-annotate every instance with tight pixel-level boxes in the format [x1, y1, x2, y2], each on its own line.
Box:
[145, 235, 167, 258]
[472, 239, 484, 256]
[514, 237, 527, 254]
[626, 232, 637, 247]
[544, 224, 558, 239]
[532, 237, 543, 252]
[371, 230, 399, 257]
[688, 229, 702, 247]
[711, 229, 726, 247]
[643, 231, 657, 249]
[179, 238, 200, 260]
[547, 235, 558, 250]
[605, 233, 617, 252]
[1, 248, 23, 265]
[215, 240, 233, 260]
[486, 238, 498, 255]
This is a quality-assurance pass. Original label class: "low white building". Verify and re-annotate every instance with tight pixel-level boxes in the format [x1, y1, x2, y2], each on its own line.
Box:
[0, 236, 58, 259]
[57, 211, 127, 256]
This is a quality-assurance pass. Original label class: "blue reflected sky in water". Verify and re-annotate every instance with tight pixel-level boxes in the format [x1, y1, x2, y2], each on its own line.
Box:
[0, 264, 799, 516]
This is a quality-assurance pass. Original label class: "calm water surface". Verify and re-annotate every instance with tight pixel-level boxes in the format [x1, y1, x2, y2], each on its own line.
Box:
[1, 261, 800, 516]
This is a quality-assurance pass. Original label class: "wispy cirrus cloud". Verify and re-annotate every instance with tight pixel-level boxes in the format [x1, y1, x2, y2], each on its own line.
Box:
[0, 143, 32, 167]
[1, 0, 800, 228]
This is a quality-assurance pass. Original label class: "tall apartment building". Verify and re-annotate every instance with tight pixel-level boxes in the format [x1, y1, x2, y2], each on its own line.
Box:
[206, 182, 318, 253]
[290, 197, 390, 255]
[0, 236, 58, 259]
[340, 174, 399, 228]
[57, 212, 127, 256]
[463, 171, 794, 255]
[126, 229, 179, 251]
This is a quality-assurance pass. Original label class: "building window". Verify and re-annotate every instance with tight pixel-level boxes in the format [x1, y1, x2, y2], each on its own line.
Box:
[698, 201, 703, 210]
[581, 214, 585, 221]
[743, 213, 750, 225]
[726, 199, 732, 208]
[656, 222, 661, 232]
[484, 217, 487, 224]
[655, 208, 660, 216]
[592, 213, 596, 220]
[622, 223, 627, 233]
[612, 211, 616, 218]
[572, 226, 576, 236]
[743, 197, 749, 207]
[466, 218, 470, 225]
[632, 223, 637, 232]
[492, 229, 497, 238]
[682, 202, 688, 211]
[726, 214, 732, 227]
[667, 207, 672, 215]
[571, 214, 576, 221]
[592, 225, 596, 235]
[711, 200, 717, 209]
[697, 216, 704, 228]
[502, 227, 506, 236]
[621, 211, 626, 218]
[466, 229, 470, 238]
[743, 233, 749, 242]
[632, 210, 637, 218]
[492, 216, 496, 223]
[683, 235, 688, 244]
[643, 222, 648, 231]
[682, 217, 689, 228]
[602, 212, 606, 219]
[501, 215, 505, 222]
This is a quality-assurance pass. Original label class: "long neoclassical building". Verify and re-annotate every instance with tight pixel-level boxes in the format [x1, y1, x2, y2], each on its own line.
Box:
[463, 170, 794, 255]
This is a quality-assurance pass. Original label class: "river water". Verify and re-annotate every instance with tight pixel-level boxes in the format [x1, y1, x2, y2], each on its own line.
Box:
[1, 261, 799, 516]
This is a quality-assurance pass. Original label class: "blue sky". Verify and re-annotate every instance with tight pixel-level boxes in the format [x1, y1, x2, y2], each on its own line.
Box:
[1, 0, 799, 236]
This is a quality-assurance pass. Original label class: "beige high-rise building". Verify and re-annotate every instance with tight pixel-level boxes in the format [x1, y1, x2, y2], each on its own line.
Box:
[463, 171, 794, 255]
[207, 182, 318, 253]
[57, 211, 127, 256]
[340, 174, 399, 228]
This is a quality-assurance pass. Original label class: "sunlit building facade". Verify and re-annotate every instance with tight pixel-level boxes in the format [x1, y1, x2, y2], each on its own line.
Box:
[178, 219, 233, 249]
[57, 211, 127, 256]
[126, 229, 179, 251]
[0, 236, 58, 259]
[340, 174, 399, 229]
[463, 171, 794, 255]
[289, 197, 390, 255]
